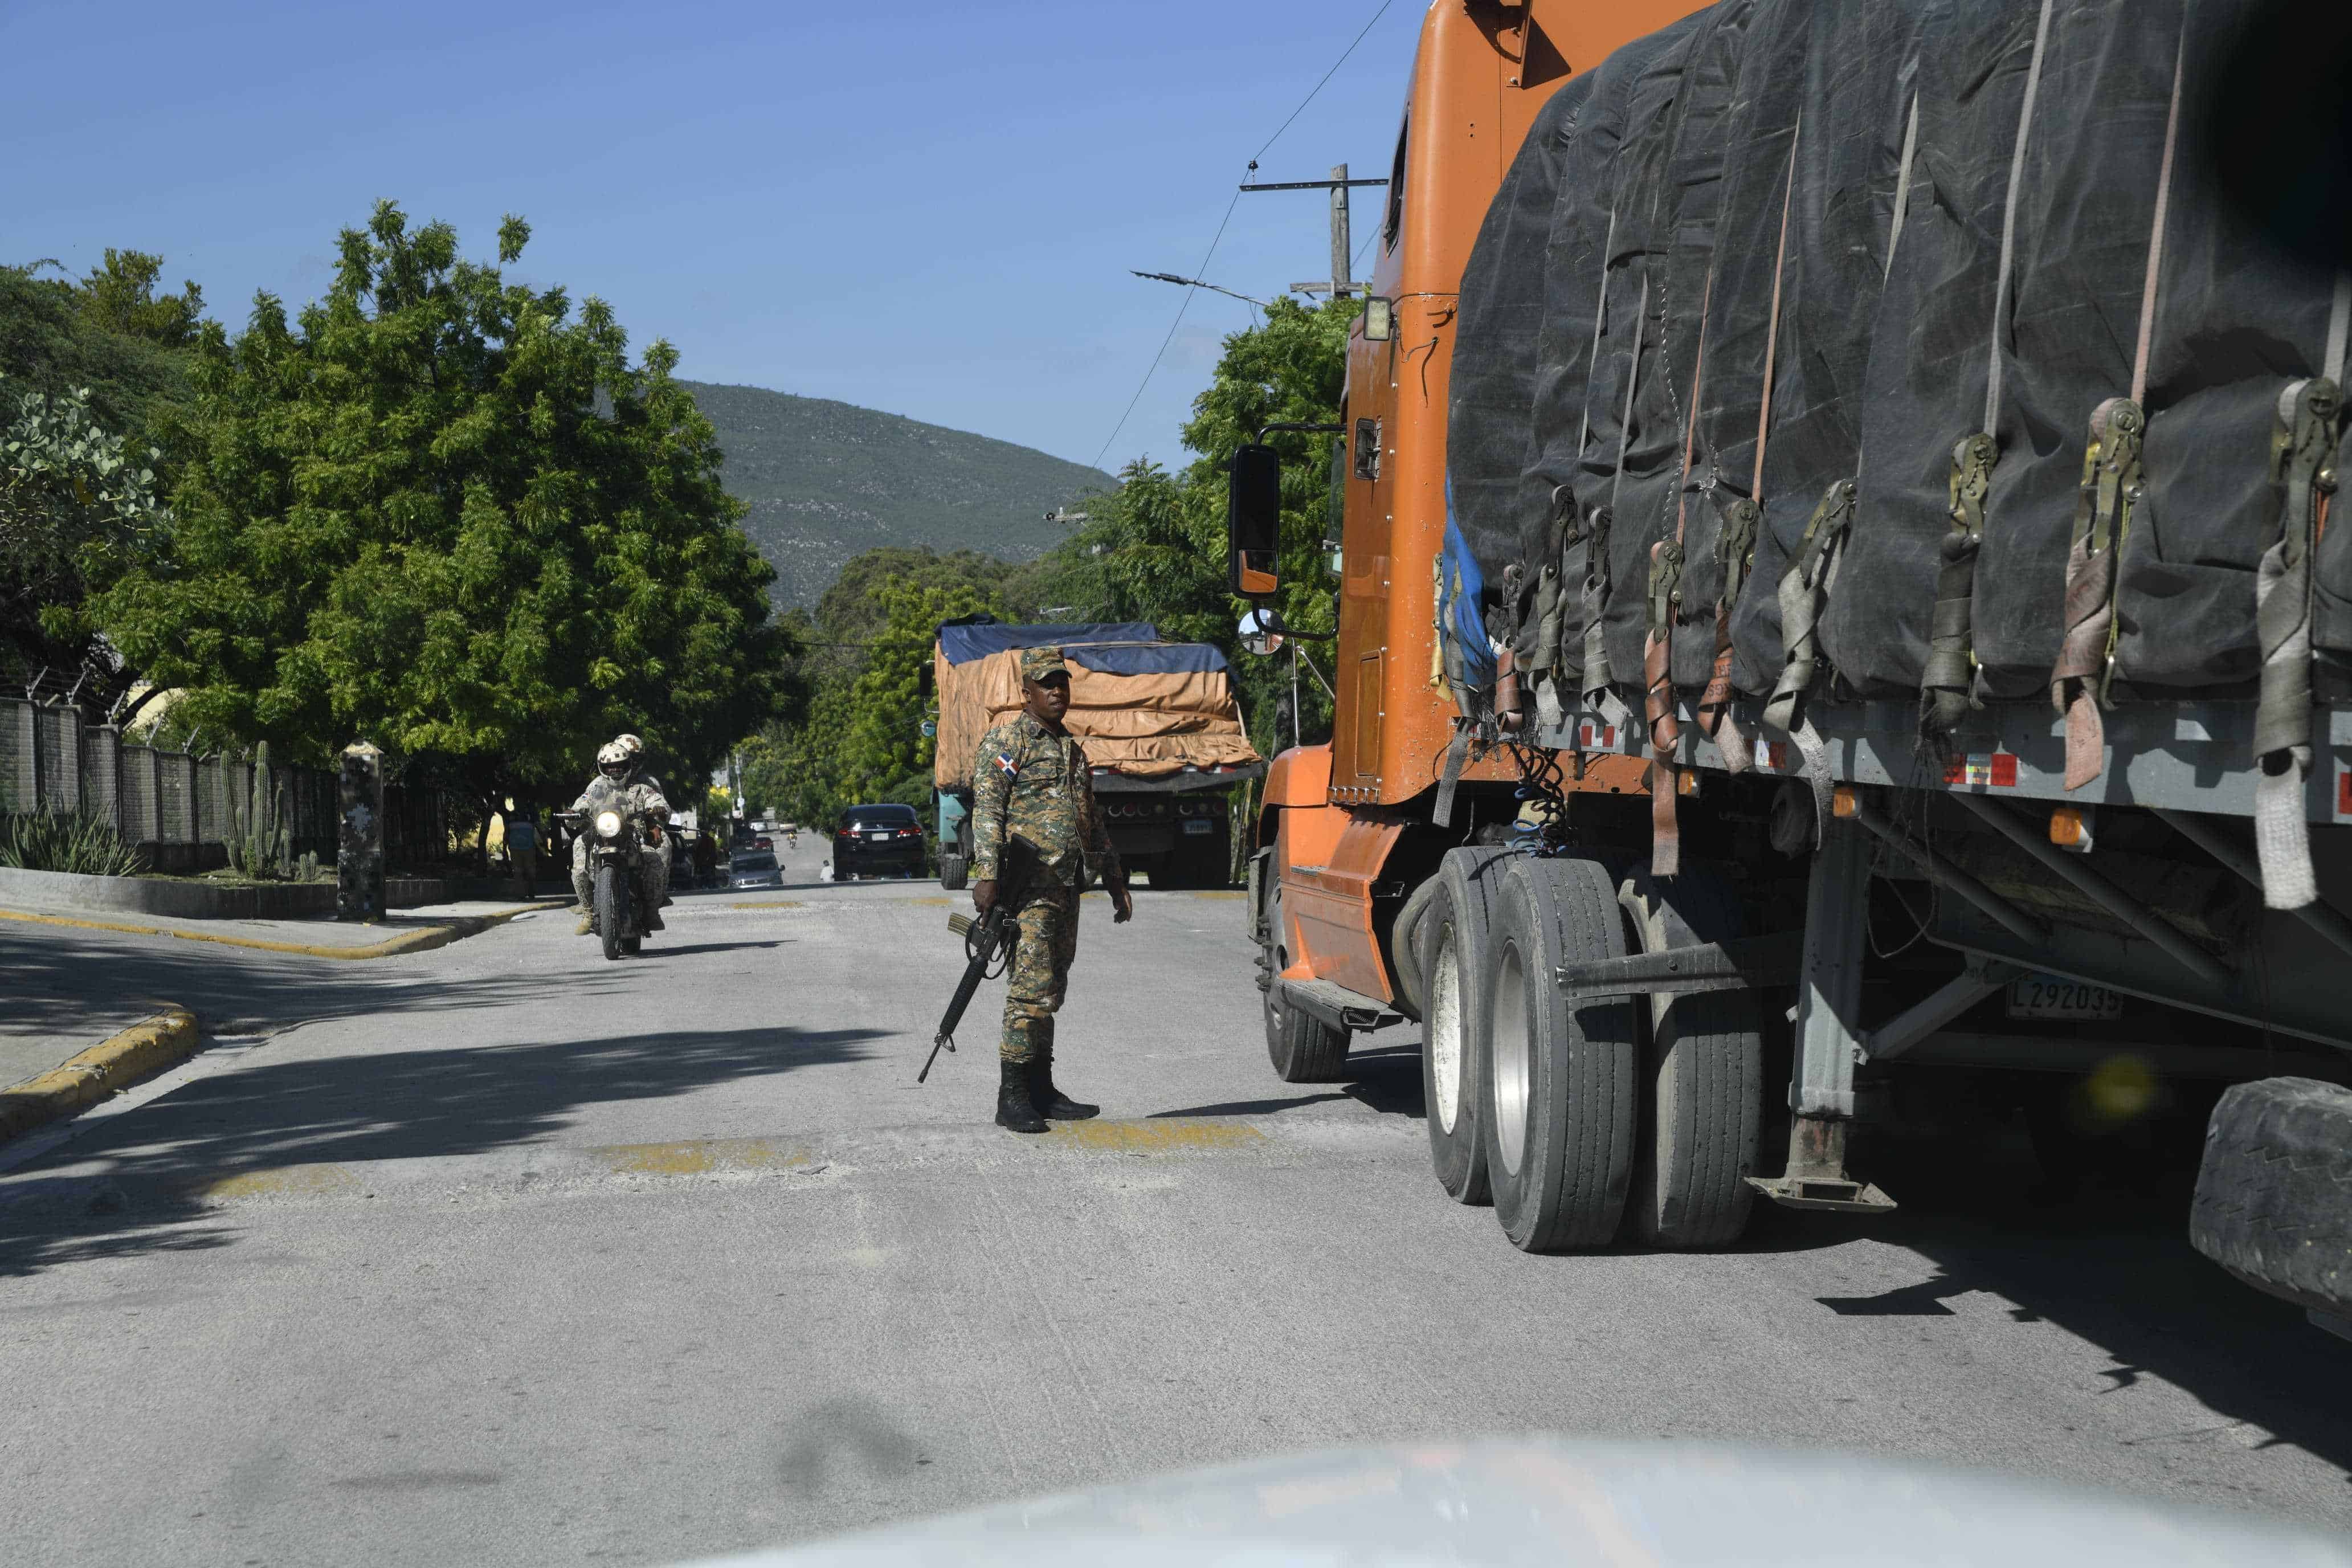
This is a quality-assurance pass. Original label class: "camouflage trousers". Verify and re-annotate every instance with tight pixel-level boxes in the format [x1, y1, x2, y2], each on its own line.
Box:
[1000, 884, 1080, 1064]
[571, 835, 666, 913]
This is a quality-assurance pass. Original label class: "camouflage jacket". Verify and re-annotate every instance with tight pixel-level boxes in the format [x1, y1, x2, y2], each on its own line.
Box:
[573, 770, 671, 824]
[969, 710, 1120, 889]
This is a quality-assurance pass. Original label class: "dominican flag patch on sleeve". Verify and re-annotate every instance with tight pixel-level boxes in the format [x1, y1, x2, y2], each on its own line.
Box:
[993, 753, 1018, 778]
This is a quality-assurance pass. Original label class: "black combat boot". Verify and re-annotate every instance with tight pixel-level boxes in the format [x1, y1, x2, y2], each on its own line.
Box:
[995, 1059, 1048, 1134]
[1030, 1041, 1099, 1120]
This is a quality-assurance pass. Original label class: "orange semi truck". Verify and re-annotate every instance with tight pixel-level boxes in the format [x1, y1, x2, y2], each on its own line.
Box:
[1234, 0, 2352, 1322]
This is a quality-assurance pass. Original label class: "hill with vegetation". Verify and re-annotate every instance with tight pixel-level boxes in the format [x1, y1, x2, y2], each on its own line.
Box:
[683, 380, 1110, 605]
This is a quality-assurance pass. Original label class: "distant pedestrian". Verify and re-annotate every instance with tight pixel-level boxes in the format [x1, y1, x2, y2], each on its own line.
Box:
[506, 808, 541, 898]
[969, 645, 1133, 1133]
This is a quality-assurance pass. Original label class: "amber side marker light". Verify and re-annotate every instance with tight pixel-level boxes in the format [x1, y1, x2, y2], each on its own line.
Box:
[2050, 805, 2095, 852]
[1832, 785, 1859, 819]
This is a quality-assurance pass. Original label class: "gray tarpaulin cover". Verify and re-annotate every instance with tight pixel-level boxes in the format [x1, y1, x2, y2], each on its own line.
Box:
[1444, 0, 2350, 716]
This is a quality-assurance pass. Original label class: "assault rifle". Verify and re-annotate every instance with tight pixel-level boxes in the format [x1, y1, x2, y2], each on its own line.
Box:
[919, 832, 1041, 1083]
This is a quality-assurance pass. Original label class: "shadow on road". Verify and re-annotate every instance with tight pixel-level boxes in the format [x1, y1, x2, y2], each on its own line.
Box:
[1, 924, 626, 1042]
[0, 1022, 883, 1279]
[638, 940, 787, 959]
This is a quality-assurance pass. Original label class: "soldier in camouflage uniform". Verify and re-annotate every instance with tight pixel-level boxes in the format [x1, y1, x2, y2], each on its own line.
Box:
[571, 741, 672, 937]
[970, 645, 1133, 1133]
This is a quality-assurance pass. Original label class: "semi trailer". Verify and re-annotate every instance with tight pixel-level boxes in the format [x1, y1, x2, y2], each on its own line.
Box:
[1235, 0, 2352, 1329]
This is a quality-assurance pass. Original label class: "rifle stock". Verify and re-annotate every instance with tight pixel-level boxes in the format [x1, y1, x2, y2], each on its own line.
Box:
[918, 834, 1042, 1083]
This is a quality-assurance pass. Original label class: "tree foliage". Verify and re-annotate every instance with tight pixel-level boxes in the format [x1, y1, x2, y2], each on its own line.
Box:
[88, 202, 789, 806]
[0, 377, 168, 682]
[1022, 295, 1356, 756]
[0, 252, 202, 689]
[743, 565, 997, 828]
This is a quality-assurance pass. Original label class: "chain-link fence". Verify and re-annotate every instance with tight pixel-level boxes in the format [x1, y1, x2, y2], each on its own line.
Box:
[0, 696, 447, 871]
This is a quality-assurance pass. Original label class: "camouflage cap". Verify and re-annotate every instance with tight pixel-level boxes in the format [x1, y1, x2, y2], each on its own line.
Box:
[1019, 646, 1070, 683]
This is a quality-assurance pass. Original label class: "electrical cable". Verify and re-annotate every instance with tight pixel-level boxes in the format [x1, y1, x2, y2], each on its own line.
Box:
[1090, 0, 1399, 472]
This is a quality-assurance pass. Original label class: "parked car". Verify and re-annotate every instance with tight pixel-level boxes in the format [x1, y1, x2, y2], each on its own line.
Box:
[728, 848, 783, 890]
[753, 834, 773, 851]
[832, 803, 926, 880]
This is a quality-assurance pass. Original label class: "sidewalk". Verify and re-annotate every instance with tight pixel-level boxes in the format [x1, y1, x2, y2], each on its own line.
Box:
[0, 897, 550, 1103]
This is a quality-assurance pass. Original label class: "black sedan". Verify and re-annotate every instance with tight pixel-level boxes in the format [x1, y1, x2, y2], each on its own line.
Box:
[832, 803, 926, 880]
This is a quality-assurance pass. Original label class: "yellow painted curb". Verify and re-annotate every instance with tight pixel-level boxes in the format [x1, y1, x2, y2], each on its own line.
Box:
[0, 1006, 199, 1144]
[0, 904, 541, 961]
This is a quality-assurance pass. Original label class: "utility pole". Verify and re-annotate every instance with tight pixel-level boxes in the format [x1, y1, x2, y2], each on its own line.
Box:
[1239, 164, 1389, 298]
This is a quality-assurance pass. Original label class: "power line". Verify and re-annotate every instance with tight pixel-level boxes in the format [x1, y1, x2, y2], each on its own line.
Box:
[1089, 0, 1399, 473]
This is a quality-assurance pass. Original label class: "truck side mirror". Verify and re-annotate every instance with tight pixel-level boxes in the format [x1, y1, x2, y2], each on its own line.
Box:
[1228, 443, 1281, 599]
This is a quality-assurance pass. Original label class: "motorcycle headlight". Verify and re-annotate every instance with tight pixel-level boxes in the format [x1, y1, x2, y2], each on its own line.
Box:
[594, 810, 623, 839]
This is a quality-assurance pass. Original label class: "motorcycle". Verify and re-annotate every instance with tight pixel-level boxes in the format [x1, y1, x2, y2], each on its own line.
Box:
[556, 803, 664, 960]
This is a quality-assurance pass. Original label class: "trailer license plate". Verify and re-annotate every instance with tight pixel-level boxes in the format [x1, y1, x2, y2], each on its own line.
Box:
[2005, 974, 2124, 1020]
[1182, 819, 1214, 835]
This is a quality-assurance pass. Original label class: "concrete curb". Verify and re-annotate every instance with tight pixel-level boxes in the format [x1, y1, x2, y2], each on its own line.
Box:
[0, 904, 543, 961]
[0, 1007, 199, 1145]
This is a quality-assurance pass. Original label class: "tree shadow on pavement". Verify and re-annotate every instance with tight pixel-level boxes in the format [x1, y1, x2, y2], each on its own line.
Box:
[0, 1022, 881, 1280]
[1, 925, 630, 1043]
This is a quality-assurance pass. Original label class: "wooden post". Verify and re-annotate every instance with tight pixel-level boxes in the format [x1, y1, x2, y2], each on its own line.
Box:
[338, 742, 385, 921]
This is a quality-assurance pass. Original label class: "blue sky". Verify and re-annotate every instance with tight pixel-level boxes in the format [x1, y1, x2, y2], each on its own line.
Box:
[0, 0, 1425, 475]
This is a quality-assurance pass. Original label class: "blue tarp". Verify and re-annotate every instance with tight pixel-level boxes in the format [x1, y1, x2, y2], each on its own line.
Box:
[1064, 643, 1230, 676]
[936, 620, 1159, 665]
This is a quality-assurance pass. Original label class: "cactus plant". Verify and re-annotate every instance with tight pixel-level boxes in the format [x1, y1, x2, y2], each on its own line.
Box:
[224, 742, 296, 877]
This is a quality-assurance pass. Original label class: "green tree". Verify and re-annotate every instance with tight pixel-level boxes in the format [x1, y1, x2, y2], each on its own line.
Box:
[90, 202, 789, 825]
[0, 377, 166, 685]
[0, 252, 203, 696]
[744, 570, 998, 830]
[1043, 294, 1355, 756]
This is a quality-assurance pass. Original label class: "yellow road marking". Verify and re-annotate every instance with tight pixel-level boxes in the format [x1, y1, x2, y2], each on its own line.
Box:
[1047, 1118, 1265, 1152]
[202, 1163, 363, 1200]
[589, 1137, 811, 1175]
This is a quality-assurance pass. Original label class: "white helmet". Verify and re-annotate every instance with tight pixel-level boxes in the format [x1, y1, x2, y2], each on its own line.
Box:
[597, 741, 631, 771]
[615, 733, 644, 756]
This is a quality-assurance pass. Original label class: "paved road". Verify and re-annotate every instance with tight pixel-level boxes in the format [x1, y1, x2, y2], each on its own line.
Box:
[3, 840, 2349, 1567]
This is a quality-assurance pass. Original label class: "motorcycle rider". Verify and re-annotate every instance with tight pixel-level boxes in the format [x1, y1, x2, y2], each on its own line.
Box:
[571, 741, 671, 937]
[611, 734, 674, 913]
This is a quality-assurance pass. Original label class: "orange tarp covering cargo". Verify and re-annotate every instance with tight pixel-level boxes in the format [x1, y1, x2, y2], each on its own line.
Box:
[932, 620, 1262, 788]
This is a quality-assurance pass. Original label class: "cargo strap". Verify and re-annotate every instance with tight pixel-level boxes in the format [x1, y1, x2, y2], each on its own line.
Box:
[1983, 0, 2056, 440]
[2051, 397, 2144, 789]
[1921, 0, 2056, 749]
[1884, 92, 1920, 285]
[1529, 485, 1578, 732]
[2051, 19, 2188, 790]
[2255, 374, 2343, 909]
[1699, 116, 1800, 776]
[1575, 203, 1620, 466]
[1645, 268, 1716, 876]
[1583, 275, 1649, 717]
[1920, 433, 1998, 743]
[1764, 479, 1856, 844]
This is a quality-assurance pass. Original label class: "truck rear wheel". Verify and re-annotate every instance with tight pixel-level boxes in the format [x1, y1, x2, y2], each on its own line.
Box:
[1261, 885, 1349, 1082]
[940, 852, 968, 891]
[2191, 1077, 2352, 1318]
[1618, 868, 1761, 1248]
[1483, 856, 1639, 1251]
[1422, 848, 1512, 1206]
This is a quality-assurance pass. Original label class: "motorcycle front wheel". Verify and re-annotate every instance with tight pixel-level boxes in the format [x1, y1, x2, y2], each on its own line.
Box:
[595, 864, 623, 961]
